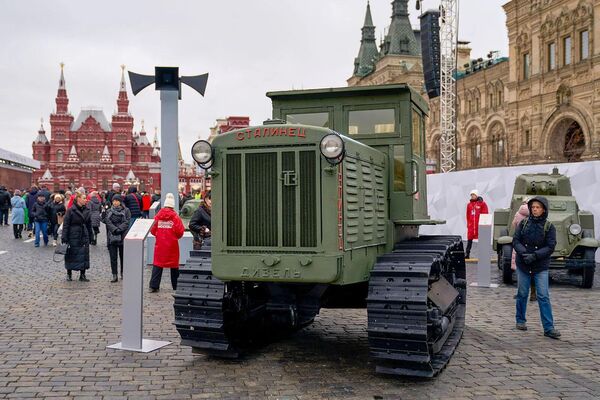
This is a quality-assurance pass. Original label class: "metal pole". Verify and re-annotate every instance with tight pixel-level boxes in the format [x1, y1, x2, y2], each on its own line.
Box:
[160, 90, 180, 212]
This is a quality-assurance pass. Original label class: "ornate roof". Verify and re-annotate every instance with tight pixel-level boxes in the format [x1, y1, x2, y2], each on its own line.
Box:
[100, 145, 112, 162]
[67, 145, 79, 162]
[125, 169, 136, 181]
[71, 108, 112, 132]
[34, 119, 49, 144]
[41, 169, 53, 180]
[380, 0, 420, 57]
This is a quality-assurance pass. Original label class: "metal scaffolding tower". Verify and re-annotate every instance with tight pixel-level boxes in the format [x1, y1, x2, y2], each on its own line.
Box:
[438, 0, 459, 172]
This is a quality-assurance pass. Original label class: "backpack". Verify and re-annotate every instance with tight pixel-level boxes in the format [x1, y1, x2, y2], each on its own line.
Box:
[520, 218, 552, 238]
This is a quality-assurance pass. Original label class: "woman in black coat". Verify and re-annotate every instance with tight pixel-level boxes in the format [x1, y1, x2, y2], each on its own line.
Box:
[189, 191, 211, 249]
[61, 192, 94, 281]
[103, 194, 131, 282]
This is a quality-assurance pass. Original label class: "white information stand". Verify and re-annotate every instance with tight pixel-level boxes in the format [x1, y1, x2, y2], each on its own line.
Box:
[148, 201, 160, 218]
[107, 218, 171, 352]
[470, 214, 499, 288]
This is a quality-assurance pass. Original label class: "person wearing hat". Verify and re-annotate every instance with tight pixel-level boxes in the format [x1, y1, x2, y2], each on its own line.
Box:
[513, 196, 560, 339]
[10, 190, 26, 238]
[149, 193, 185, 292]
[105, 182, 121, 207]
[465, 189, 489, 259]
[103, 194, 131, 282]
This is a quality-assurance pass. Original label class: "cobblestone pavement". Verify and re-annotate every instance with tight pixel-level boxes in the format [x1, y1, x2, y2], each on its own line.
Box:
[1, 225, 599, 399]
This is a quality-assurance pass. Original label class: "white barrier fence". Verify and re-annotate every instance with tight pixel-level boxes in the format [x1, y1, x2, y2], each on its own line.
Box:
[421, 160, 600, 262]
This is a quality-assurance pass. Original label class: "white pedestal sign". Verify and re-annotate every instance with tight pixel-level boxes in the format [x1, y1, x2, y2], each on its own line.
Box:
[107, 218, 171, 352]
[470, 214, 499, 288]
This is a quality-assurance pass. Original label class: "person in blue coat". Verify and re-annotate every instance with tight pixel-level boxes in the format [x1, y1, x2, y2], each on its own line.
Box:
[10, 190, 26, 238]
[512, 196, 561, 339]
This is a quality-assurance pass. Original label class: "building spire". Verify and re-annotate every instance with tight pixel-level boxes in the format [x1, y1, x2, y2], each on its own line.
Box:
[353, 1, 379, 77]
[120, 64, 127, 92]
[381, 0, 420, 56]
[55, 63, 69, 114]
[116, 64, 129, 114]
[59, 62, 66, 90]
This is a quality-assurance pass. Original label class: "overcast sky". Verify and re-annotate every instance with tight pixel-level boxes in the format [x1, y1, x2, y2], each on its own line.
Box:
[0, 0, 508, 163]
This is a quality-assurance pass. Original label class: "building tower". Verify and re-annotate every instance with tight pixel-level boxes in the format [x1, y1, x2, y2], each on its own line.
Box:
[380, 0, 420, 56]
[353, 2, 379, 78]
[347, 1, 424, 90]
[32, 119, 50, 170]
[111, 65, 134, 167]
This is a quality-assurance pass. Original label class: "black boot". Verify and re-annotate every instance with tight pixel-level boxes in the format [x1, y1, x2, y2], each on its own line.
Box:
[79, 271, 89, 282]
[111, 274, 118, 283]
[67, 271, 72, 281]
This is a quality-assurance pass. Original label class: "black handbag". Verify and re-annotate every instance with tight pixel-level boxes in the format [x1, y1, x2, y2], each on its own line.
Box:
[53, 243, 69, 263]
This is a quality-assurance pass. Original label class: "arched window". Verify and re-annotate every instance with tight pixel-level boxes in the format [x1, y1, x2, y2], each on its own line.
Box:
[118, 150, 126, 162]
[57, 149, 63, 162]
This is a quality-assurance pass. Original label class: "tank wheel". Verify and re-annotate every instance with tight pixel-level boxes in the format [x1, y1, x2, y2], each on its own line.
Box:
[497, 229, 508, 270]
[173, 250, 268, 358]
[581, 248, 596, 289]
[500, 244, 514, 285]
[368, 235, 466, 378]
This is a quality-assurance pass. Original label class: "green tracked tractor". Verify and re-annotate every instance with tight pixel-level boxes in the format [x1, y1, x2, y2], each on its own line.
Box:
[174, 84, 467, 378]
[493, 168, 599, 288]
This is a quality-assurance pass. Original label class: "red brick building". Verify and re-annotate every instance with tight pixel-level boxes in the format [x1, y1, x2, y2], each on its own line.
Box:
[32, 65, 163, 192]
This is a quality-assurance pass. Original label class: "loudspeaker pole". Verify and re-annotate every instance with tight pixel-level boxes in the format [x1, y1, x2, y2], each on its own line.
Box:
[127, 67, 208, 211]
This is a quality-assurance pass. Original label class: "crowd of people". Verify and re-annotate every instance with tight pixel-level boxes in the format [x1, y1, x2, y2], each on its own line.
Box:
[0, 183, 212, 291]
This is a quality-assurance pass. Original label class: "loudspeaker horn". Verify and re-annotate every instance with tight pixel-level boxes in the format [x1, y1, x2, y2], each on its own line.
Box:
[180, 73, 209, 96]
[128, 71, 155, 96]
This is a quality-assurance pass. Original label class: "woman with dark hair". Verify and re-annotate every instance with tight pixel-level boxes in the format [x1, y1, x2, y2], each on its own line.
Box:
[103, 194, 130, 282]
[48, 194, 66, 246]
[189, 191, 211, 249]
[62, 191, 94, 281]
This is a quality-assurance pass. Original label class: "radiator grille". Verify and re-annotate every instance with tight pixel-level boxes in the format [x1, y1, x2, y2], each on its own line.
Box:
[225, 149, 319, 248]
[300, 151, 317, 247]
[282, 152, 296, 247]
[226, 154, 242, 246]
[245, 153, 278, 246]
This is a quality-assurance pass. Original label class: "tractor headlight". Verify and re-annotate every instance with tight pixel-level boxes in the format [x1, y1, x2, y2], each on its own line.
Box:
[569, 223, 582, 236]
[320, 134, 345, 164]
[191, 140, 213, 166]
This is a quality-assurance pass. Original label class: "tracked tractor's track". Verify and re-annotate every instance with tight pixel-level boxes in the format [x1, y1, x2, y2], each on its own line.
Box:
[367, 235, 466, 378]
[173, 249, 241, 358]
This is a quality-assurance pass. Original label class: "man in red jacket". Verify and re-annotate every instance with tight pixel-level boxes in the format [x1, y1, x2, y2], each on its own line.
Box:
[466, 189, 489, 259]
[149, 193, 185, 292]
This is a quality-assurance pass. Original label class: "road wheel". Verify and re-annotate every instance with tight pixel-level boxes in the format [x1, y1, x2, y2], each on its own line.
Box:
[501, 244, 514, 285]
[581, 248, 596, 289]
[497, 229, 509, 270]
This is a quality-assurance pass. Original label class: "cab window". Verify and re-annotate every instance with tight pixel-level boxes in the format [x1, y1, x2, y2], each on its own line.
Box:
[412, 109, 423, 157]
[348, 109, 395, 135]
[393, 145, 406, 192]
[286, 112, 329, 127]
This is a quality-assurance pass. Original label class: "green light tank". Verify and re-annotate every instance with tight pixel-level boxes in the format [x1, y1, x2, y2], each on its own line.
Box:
[179, 198, 202, 230]
[174, 84, 467, 378]
[493, 167, 598, 288]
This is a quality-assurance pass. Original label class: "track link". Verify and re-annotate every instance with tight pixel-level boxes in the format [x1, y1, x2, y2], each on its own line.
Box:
[173, 249, 240, 358]
[367, 235, 466, 378]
